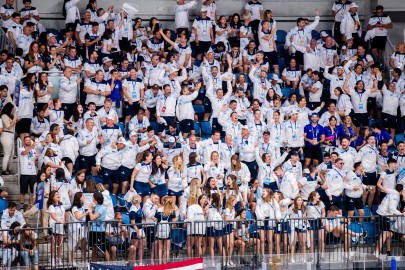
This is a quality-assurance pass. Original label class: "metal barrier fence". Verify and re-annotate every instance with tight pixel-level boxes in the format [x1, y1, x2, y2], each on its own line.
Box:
[2, 215, 405, 268]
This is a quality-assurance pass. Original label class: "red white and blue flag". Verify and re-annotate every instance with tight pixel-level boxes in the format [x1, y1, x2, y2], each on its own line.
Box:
[91, 258, 203, 270]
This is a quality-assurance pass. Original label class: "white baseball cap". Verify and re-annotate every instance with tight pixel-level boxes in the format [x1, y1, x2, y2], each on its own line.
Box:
[350, 2, 359, 8]
[290, 110, 299, 115]
[129, 131, 139, 137]
[102, 57, 113, 63]
[320, 31, 329, 38]
[117, 137, 127, 144]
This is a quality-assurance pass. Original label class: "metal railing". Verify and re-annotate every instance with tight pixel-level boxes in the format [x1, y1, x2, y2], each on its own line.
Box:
[2, 215, 404, 268]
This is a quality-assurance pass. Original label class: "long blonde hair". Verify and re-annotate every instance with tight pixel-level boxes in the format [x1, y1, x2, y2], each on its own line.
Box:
[189, 178, 200, 198]
[262, 188, 274, 204]
[163, 196, 175, 216]
[187, 195, 197, 207]
[230, 154, 241, 172]
[225, 195, 236, 211]
[172, 155, 184, 174]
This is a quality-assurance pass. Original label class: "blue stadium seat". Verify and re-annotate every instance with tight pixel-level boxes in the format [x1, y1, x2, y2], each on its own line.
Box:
[266, 72, 274, 81]
[281, 88, 293, 98]
[121, 212, 130, 225]
[0, 198, 7, 219]
[149, 121, 160, 135]
[193, 105, 205, 114]
[320, 30, 333, 38]
[311, 30, 320, 40]
[110, 194, 117, 207]
[201, 121, 212, 138]
[246, 209, 252, 220]
[278, 57, 286, 73]
[362, 222, 378, 244]
[348, 222, 363, 233]
[276, 43, 285, 58]
[363, 205, 371, 217]
[371, 205, 378, 215]
[194, 122, 201, 137]
[171, 228, 187, 251]
[395, 134, 404, 145]
[116, 122, 125, 135]
[276, 30, 287, 44]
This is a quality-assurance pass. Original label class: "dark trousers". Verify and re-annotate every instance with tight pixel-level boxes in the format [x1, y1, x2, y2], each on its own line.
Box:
[242, 160, 258, 179]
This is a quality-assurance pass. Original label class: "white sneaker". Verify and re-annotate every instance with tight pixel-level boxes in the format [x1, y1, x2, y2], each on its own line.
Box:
[72, 261, 78, 267]
[373, 251, 380, 258]
[57, 258, 62, 265]
[228, 260, 235, 266]
[138, 262, 144, 266]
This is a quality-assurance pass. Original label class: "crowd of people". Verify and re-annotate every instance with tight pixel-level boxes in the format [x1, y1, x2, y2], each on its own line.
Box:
[0, 0, 403, 267]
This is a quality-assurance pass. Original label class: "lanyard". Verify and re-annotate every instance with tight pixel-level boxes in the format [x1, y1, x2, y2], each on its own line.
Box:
[265, 165, 271, 177]
[355, 172, 363, 182]
[334, 168, 345, 179]
[255, 122, 262, 132]
[231, 123, 240, 135]
[290, 121, 297, 134]
[312, 126, 318, 139]
[356, 91, 363, 101]
[274, 123, 281, 136]
[262, 142, 270, 154]
[355, 74, 363, 82]
[242, 136, 249, 146]
[55, 110, 62, 119]
[368, 145, 378, 154]
[308, 203, 321, 215]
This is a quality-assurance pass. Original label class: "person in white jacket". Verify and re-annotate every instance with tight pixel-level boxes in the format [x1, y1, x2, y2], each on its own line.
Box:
[60, 129, 79, 176]
[207, 81, 233, 132]
[249, 64, 272, 104]
[273, 166, 299, 200]
[59, 67, 81, 120]
[284, 110, 305, 152]
[324, 158, 346, 213]
[375, 184, 405, 257]
[340, 2, 362, 47]
[120, 131, 151, 194]
[176, 83, 200, 138]
[344, 162, 368, 220]
[323, 66, 346, 101]
[77, 118, 102, 176]
[355, 134, 378, 209]
[227, 154, 250, 203]
[255, 188, 281, 259]
[156, 83, 181, 134]
[95, 137, 126, 194]
[255, 144, 288, 190]
[284, 9, 320, 68]
[333, 86, 353, 118]
[185, 194, 205, 258]
[175, 0, 198, 34]
[218, 111, 243, 145]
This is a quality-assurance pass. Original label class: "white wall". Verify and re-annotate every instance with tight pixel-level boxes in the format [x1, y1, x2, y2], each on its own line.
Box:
[377, 0, 405, 11]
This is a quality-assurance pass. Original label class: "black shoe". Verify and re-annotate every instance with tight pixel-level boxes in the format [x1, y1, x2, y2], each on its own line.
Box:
[1, 171, 9, 175]
[387, 251, 391, 256]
